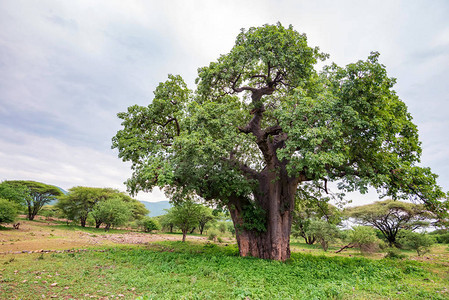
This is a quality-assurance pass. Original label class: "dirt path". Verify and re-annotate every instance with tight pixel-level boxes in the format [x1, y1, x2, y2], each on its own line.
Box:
[0, 220, 209, 254]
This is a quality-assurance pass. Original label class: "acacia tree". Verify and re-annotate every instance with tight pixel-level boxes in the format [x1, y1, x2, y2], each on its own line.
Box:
[57, 187, 113, 227]
[346, 199, 431, 246]
[113, 23, 446, 260]
[57, 187, 148, 228]
[6, 181, 62, 220]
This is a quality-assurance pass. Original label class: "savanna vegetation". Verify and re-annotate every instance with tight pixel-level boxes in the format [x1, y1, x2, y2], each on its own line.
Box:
[1, 217, 449, 299]
[112, 23, 447, 261]
[2, 22, 449, 299]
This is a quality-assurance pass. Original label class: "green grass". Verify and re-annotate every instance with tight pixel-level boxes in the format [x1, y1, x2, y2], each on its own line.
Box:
[1, 242, 448, 299]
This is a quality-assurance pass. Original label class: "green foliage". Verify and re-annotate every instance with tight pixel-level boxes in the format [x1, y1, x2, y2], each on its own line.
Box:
[239, 203, 266, 233]
[38, 205, 62, 218]
[4, 180, 62, 220]
[397, 230, 434, 256]
[2, 243, 448, 299]
[197, 205, 216, 235]
[348, 226, 382, 254]
[138, 216, 160, 232]
[57, 186, 113, 227]
[158, 211, 176, 232]
[292, 193, 342, 245]
[304, 219, 340, 251]
[112, 23, 446, 259]
[0, 198, 18, 224]
[227, 222, 236, 235]
[208, 230, 218, 241]
[0, 181, 30, 207]
[346, 199, 432, 246]
[432, 232, 449, 244]
[169, 201, 203, 241]
[57, 187, 148, 227]
[90, 197, 132, 231]
[384, 248, 407, 260]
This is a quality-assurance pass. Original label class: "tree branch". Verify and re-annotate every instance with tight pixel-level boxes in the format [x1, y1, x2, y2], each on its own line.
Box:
[221, 156, 260, 181]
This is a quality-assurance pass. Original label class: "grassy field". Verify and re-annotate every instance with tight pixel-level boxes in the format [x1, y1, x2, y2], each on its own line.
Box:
[1, 220, 449, 299]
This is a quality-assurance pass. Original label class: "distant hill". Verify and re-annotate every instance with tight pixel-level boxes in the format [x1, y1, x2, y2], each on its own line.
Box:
[140, 200, 171, 217]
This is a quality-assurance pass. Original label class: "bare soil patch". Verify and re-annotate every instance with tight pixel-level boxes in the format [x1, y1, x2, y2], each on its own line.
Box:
[0, 219, 208, 254]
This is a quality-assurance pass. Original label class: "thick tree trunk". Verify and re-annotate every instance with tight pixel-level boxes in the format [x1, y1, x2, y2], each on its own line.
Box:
[80, 217, 87, 227]
[182, 229, 187, 242]
[228, 169, 298, 261]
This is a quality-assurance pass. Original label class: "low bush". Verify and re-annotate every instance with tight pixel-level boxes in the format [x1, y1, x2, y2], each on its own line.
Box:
[384, 248, 407, 259]
[0, 198, 18, 224]
[349, 226, 382, 254]
[433, 232, 449, 244]
[397, 230, 434, 256]
[138, 217, 161, 233]
[208, 230, 218, 241]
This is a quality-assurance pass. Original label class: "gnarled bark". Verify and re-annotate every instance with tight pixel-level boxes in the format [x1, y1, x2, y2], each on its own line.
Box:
[228, 166, 299, 261]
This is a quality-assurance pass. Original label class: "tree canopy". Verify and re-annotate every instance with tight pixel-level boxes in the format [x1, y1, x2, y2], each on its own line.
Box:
[113, 23, 447, 260]
[345, 199, 432, 246]
[57, 186, 148, 228]
[90, 197, 132, 231]
[169, 201, 202, 242]
[5, 180, 62, 220]
[0, 181, 30, 207]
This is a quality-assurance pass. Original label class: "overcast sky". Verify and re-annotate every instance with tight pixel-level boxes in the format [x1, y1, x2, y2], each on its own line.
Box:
[1, 0, 448, 204]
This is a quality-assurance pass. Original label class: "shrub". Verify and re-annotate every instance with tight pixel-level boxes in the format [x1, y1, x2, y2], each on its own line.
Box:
[139, 217, 161, 233]
[384, 248, 407, 259]
[208, 230, 218, 241]
[433, 232, 449, 244]
[90, 197, 132, 230]
[349, 226, 381, 254]
[397, 230, 434, 256]
[0, 198, 18, 224]
[218, 222, 227, 234]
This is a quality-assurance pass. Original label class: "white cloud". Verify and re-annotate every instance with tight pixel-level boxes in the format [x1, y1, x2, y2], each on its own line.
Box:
[0, 0, 448, 207]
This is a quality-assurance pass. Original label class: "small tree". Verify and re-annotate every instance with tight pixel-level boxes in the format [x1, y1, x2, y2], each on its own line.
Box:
[90, 197, 132, 231]
[5, 181, 62, 220]
[305, 219, 340, 251]
[0, 198, 18, 225]
[346, 200, 431, 246]
[170, 201, 202, 242]
[197, 205, 216, 235]
[397, 230, 434, 256]
[159, 210, 176, 233]
[292, 189, 342, 245]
